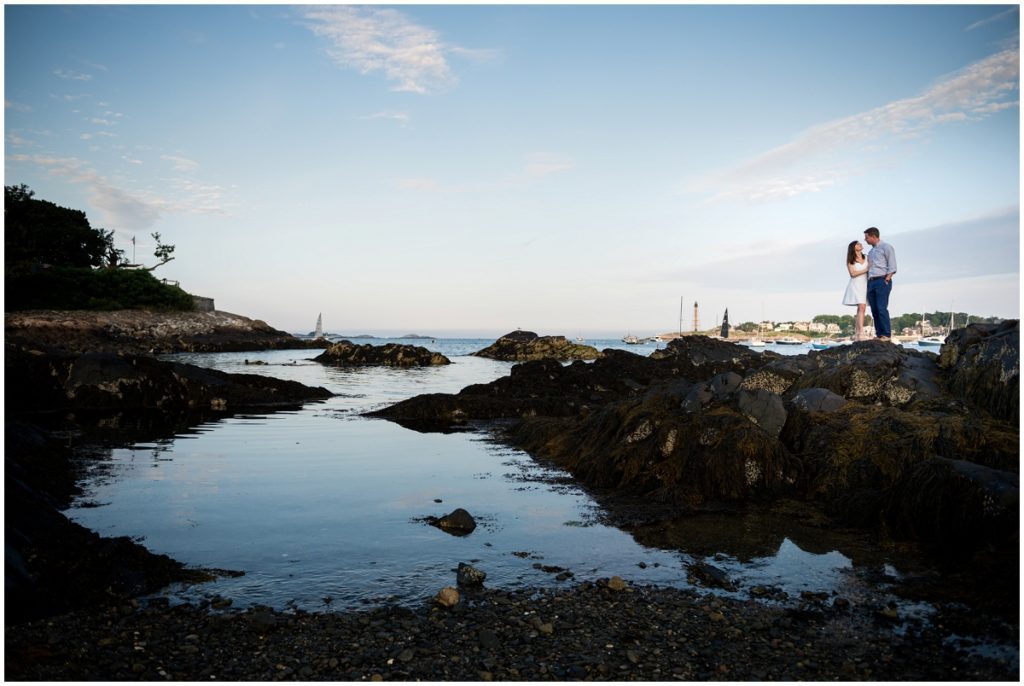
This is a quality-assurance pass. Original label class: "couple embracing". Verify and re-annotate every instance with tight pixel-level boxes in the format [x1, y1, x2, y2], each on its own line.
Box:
[843, 227, 897, 341]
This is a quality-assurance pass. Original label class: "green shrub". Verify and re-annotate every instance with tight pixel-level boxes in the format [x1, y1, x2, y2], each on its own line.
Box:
[5, 267, 195, 312]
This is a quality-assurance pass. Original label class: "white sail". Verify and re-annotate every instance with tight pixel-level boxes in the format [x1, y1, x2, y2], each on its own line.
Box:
[314, 313, 323, 339]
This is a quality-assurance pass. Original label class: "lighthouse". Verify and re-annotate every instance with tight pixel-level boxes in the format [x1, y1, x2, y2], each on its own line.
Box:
[693, 301, 699, 333]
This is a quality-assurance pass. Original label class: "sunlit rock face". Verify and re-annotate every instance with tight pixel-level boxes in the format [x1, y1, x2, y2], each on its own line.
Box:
[472, 330, 602, 362]
[315, 340, 450, 367]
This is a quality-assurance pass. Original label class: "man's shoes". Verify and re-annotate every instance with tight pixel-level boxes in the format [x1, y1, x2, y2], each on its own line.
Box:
[877, 336, 891, 342]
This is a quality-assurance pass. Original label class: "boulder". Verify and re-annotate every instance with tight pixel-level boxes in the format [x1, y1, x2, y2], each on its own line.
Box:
[789, 388, 848, 413]
[457, 562, 487, 586]
[315, 340, 450, 367]
[472, 330, 601, 361]
[939, 321, 1019, 423]
[435, 587, 460, 608]
[884, 456, 1018, 552]
[736, 389, 787, 437]
[427, 508, 477, 535]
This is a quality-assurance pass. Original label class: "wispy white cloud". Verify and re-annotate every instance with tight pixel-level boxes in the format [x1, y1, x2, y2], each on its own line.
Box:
[53, 68, 93, 81]
[8, 153, 228, 228]
[689, 46, 1020, 204]
[662, 207, 1019, 293]
[524, 152, 574, 178]
[301, 6, 461, 94]
[965, 7, 1018, 32]
[122, 155, 143, 165]
[357, 110, 411, 126]
[5, 99, 32, 113]
[90, 117, 117, 126]
[161, 154, 199, 172]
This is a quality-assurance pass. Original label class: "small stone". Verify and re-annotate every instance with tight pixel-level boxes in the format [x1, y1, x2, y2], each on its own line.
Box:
[709, 611, 726, 622]
[397, 649, 414, 663]
[607, 576, 628, 592]
[435, 587, 460, 608]
[478, 629, 500, 651]
[370, 674, 384, 682]
[626, 650, 639, 664]
[538, 623, 554, 635]
[328, 658, 339, 669]
[478, 671, 493, 681]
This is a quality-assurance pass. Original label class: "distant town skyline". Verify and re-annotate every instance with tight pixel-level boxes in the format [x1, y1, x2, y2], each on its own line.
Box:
[5, 4, 1019, 336]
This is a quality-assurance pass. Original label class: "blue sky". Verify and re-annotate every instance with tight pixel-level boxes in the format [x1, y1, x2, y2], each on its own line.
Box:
[5, 4, 1019, 336]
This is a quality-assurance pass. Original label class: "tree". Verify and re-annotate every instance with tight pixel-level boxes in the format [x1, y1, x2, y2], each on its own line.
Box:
[5, 184, 113, 270]
[143, 232, 175, 272]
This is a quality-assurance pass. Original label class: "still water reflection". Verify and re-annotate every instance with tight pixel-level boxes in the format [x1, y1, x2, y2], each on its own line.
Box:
[67, 339, 912, 612]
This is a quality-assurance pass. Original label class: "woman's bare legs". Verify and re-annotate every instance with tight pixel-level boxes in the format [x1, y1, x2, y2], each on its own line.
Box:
[855, 304, 866, 340]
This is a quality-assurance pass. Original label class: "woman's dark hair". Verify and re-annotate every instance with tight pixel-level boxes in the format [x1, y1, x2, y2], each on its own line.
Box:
[847, 241, 860, 265]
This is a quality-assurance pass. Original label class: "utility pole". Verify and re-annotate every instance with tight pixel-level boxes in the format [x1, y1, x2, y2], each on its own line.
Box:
[679, 296, 683, 338]
[693, 301, 699, 333]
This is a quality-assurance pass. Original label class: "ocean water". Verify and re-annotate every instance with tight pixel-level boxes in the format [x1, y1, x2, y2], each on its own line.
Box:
[66, 337, 928, 612]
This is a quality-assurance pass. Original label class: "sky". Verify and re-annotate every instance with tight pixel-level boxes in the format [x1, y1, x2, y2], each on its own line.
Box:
[4, 3, 1020, 337]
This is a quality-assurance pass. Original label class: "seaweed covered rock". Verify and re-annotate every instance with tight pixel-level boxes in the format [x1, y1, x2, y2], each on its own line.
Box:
[6, 346, 333, 414]
[472, 330, 601, 361]
[883, 456, 1018, 551]
[781, 402, 1019, 529]
[371, 341, 779, 429]
[315, 340, 450, 367]
[511, 389, 800, 509]
[650, 335, 776, 378]
[938, 320, 1019, 422]
[741, 340, 943, 407]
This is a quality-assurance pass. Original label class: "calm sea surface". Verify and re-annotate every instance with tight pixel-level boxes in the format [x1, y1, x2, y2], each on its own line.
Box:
[67, 337, 928, 613]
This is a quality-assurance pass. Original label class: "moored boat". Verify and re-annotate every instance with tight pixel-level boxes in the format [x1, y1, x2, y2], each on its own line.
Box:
[776, 336, 803, 345]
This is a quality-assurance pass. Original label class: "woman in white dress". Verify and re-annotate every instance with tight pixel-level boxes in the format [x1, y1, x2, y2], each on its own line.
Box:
[843, 240, 869, 340]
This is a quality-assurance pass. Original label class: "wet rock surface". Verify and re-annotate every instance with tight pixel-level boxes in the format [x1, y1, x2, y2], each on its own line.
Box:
[472, 330, 602, 362]
[7, 345, 333, 415]
[374, 328, 1020, 559]
[315, 340, 451, 367]
[5, 309, 324, 354]
[5, 583, 1016, 681]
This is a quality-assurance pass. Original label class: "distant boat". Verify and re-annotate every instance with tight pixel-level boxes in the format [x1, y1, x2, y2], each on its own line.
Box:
[776, 336, 803, 345]
[622, 334, 641, 344]
[810, 339, 832, 350]
[314, 313, 324, 340]
[745, 339, 767, 348]
[918, 310, 955, 347]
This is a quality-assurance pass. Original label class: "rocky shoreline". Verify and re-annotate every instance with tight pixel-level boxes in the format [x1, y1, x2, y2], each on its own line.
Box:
[5, 309, 326, 354]
[4, 312, 1019, 680]
[6, 579, 1017, 681]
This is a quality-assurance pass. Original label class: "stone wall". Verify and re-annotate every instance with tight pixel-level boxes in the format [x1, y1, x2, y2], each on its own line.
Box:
[192, 296, 215, 312]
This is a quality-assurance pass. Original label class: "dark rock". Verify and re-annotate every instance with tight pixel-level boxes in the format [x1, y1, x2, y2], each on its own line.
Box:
[789, 388, 848, 413]
[430, 508, 477, 535]
[709, 371, 744, 399]
[315, 340, 450, 367]
[884, 456, 1019, 551]
[457, 563, 487, 586]
[6, 347, 333, 415]
[736, 389, 787, 437]
[686, 561, 737, 591]
[939, 321, 1019, 422]
[473, 330, 602, 362]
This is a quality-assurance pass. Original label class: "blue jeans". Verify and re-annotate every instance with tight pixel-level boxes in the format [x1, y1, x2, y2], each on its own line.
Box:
[867, 278, 892, 337]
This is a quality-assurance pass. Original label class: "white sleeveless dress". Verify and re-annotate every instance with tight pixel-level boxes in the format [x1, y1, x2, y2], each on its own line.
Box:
[842, 260, 868, 305]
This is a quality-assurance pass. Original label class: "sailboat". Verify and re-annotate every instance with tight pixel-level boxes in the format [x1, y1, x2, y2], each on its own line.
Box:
[314, 313, 324, 340]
